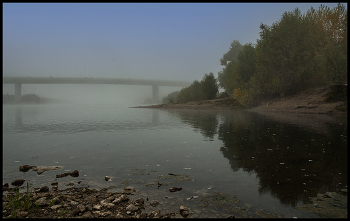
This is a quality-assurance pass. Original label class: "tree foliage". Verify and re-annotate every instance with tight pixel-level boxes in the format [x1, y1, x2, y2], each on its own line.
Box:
[218, 3, 347, 106]
[164, 73, 218, 103]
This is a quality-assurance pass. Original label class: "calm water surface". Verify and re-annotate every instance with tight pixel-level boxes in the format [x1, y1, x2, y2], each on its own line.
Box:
[2, 103, 347, 218]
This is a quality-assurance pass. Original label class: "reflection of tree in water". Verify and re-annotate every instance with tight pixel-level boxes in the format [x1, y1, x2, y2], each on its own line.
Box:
[216, 111, 347, 208]
[168, 109, 347, 208]
[168, 110, 219, 140]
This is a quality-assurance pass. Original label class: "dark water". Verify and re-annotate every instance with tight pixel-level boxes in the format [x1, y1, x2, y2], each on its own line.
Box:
[2, 103, 347, 218]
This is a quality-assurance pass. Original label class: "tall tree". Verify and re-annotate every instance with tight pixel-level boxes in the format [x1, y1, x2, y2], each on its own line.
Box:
[201, 72, 218, 100]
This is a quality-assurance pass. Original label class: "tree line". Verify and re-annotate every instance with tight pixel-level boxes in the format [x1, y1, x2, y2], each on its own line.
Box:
[163, 72, 219, 103]
[164, 3, 347, 107]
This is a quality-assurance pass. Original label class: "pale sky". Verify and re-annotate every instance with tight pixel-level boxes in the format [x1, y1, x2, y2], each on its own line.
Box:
[3, 3, 345, 82]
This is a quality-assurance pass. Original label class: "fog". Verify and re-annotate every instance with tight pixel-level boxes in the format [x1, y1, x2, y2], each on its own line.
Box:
[2, 84, 181, 106]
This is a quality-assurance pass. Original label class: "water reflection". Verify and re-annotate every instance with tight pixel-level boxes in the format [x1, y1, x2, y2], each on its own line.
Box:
[8, 106, 161, 134]
[169, 109, 347, 208]
[15, 106, 22, 127]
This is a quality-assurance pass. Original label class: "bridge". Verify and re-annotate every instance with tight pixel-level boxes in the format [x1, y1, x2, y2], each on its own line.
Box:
[3, 76, 192, 103]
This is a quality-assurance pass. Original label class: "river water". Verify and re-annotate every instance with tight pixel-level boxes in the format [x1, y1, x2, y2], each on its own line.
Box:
[2, 102, 347, 218]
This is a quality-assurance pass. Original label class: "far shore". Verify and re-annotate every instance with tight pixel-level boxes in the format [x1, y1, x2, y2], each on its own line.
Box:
[131, 85, 347, 116]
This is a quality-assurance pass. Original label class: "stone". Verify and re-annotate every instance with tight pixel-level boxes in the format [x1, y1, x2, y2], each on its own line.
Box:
[71, 170, 79, 177]
[36, 186, 49, 193]
[180, 210, 189, 217]
[50, 205, 62, 210]
[126, 204, 139, 212]
[179, 205, 188, 212]
[16, 210, 28, 218]
[169, 187, 182, 192]
[135, 198, 144, 206]
[19, 165, 32, 172]
[120, 195, 129, 201]
[93, 204, 102, 210]
[51, 182, 58, 186]
[35, 197, 47, 206]
[81, 211, 93, 218]
[70, 200, 79, 206]
[150, 200, 159, 207]
[116, 213, 124, 218]
[76, 204, 86, 213]
[112, 198, 122, 204]
[11, 179, 25, 186]
[3, 183, 9, 188]
[105, 176, 111, 181]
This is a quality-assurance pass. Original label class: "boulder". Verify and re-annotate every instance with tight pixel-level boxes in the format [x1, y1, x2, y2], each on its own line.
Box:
[11, 179, 25, 186]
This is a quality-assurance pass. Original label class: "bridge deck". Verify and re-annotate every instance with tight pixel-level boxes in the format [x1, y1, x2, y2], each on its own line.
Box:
[3, 77, 191, 87]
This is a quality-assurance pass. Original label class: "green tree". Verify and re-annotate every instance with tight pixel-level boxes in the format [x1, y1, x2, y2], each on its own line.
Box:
[254, 8, 327, 97]
[201, 72, 218, 100]
[220, 40, 243, 66]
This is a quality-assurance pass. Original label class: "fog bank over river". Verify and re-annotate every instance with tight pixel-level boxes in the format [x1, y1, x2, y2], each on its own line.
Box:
[3, 84, 181, 105]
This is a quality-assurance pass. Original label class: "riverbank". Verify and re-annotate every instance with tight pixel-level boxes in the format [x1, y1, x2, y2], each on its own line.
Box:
[131, 85, 347, 115]
[3, 179, 347, 219]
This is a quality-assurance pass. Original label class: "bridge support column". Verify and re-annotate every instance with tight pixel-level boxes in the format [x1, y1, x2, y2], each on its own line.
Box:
[152, 85, 159, 103]
[15, 83, 21, 103]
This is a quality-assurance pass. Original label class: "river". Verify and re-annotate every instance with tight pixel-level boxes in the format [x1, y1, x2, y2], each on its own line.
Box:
[2, 102, 347, 218]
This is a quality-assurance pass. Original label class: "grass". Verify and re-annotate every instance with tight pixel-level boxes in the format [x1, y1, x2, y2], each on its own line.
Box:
[3, 182, 32, 218]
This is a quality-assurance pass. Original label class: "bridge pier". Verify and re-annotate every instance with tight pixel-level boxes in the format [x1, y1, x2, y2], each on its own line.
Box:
[15, 83, 21, 103]
[152, 85, 159, 103]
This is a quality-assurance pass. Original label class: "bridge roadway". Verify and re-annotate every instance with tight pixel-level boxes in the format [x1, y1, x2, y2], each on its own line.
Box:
[3, 76, 192, 103]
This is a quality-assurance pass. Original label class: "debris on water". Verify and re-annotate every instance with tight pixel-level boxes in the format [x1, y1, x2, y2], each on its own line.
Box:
[183, 168, 191, 170]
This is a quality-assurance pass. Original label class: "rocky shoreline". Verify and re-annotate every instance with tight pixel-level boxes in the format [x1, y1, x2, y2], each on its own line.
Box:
[3, 167, 347, 219]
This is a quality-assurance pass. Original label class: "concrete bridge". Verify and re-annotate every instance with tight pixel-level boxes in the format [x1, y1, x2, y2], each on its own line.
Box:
[3, 76, 192, 103]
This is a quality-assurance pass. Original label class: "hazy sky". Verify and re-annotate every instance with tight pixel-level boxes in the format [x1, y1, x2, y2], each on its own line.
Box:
[3, 3, 344, 82]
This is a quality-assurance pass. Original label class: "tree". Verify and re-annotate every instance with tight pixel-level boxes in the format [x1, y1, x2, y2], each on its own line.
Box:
[220, 40, 243, 66]
[201, 72, 218, 100]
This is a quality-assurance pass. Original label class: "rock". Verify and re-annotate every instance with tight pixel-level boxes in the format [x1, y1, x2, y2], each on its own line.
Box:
[52, 197, 60, 204]
[105, 176, 111, 181]
[123, 187, 136, 195]
[120, 195, 129, 201]
[228, 215, 235, 218]
[36, 186, 49, 193]
[112, 198, 122, 204]
[126, 204, 139, 212]
[50, 205, 62, 210]
[93, 204, 102, 210]
[51, 182, 58, 186]
[3, 183, 9, 188]
[179, 205, 188, 212]
[16, 210, 28, 218]
[100, 200, 115, 209]
[76, 204, 86, 213]
[81, 211, 93, 218]
[71, 170, 79, 177]
[169, 187, 182, 192]
[150, 200, 159, 207]
[180, 210, 189, 217]
[135, 198, 144, 206]
[56, 170, 79, 178]
[11, 179, 25, 186]
[116, 213, 124, 218]
[19, 165, 33, 172]
[32, 166, 61, 175]
[35, 197, 47, 206]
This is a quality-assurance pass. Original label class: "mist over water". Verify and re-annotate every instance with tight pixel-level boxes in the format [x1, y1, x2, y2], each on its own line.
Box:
[3, 84, 181, 106]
